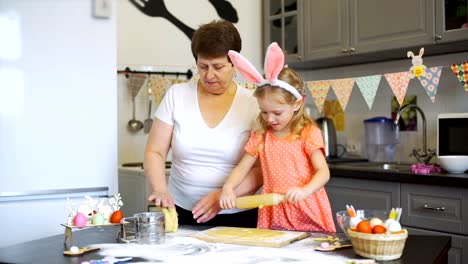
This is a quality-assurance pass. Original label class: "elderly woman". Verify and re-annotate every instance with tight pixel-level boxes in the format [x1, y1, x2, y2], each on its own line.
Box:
[144, 20, 262, 227]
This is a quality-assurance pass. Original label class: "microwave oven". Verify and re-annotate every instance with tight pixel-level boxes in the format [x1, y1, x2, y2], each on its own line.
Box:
[437, 113, 468, 156]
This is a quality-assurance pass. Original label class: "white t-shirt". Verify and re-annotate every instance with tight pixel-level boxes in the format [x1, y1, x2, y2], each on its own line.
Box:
[155, 81, 258, 212]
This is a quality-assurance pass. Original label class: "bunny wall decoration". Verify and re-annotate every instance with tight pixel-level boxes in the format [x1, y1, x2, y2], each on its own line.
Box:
[407, 47, 427, 79]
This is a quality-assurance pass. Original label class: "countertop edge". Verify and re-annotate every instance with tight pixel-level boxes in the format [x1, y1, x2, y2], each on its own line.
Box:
[329, 165, 468, 188]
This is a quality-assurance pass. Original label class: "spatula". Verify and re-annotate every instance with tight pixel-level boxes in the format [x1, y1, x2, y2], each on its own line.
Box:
[235, 193, 285, 209]
[144, 88, 153, 133]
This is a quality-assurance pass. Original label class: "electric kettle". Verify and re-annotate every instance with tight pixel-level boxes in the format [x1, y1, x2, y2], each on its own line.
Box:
[316, 117, 338, 158]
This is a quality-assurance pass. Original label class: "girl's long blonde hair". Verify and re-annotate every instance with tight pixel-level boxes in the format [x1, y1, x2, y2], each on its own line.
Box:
[253, 67, 317, 140]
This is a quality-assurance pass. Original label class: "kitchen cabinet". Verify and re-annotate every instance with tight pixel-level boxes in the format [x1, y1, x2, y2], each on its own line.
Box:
[401, 183, 468, 264]
[436, 0, 468, 43]
[405, 227, 467, 264]
[264, 0, 468, 67]
[303, 0, 435, 60]
[263, 0, 303, 62]
[118, 168, 148, 217]
[326, 177, 400, 228]
[401, 183, 468, 235]
[326, 174, 468, 264]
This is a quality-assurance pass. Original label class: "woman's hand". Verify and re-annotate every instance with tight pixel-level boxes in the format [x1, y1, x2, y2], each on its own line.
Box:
[148, 191, 175, 208]
[285, 187, 309, 203]
[219, 187, 237, 209]
[192, 190, 222, 223]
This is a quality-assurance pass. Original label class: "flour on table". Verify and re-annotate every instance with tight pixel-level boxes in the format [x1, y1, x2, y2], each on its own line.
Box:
[91, 228, 353, 264]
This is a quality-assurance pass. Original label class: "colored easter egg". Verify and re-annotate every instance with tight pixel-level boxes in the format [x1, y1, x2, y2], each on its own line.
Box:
[73, 212, 87, 227]
[92, 213, 105, 225]
[369, 217, 384, 228]
[110, 210, 123, 224]
[349, 217, 361, 229]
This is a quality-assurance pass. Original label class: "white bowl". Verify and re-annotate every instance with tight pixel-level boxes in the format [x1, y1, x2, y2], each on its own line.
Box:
[437, 156, 468, 174]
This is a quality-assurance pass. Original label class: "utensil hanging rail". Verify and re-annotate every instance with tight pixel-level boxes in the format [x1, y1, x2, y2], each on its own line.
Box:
[117, 67, 193, 79]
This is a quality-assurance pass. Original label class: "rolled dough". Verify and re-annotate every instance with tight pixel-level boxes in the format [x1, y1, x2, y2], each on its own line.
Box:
[205, 227, 285, 240]
[161, 207, 178, 232]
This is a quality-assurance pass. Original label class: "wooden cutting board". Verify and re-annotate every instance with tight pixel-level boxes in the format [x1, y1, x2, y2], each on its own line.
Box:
[192, 226, 308, 248]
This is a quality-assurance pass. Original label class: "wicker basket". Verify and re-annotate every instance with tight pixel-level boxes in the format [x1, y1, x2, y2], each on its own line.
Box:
[347, 228, 408, 261]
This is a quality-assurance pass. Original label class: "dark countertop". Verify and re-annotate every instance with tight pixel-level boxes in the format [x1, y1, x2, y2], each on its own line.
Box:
[0, 225, 450, 264]
[329, 162, 468, 188]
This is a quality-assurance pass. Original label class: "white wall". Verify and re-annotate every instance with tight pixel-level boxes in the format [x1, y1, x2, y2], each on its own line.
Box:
[0, 0, 117, 247]
[116, 0, 262, 164]
[299, 52, 468, 163]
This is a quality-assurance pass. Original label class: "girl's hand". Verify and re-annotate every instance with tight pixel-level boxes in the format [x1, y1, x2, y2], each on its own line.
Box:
[219, 187, 237, 209]
[148, 191, 175, 208]
[285, 187, 309, 203]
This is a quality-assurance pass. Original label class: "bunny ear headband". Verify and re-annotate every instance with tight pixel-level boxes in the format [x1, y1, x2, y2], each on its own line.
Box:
[228, 42, 303, 100]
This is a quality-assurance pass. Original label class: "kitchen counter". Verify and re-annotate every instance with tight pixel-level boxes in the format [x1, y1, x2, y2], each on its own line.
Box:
[329, 162, 468, 188]
[0, 225, 450, 264]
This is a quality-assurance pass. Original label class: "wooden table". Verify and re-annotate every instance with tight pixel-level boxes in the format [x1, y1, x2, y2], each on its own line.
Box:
[0, 225, 450, 264]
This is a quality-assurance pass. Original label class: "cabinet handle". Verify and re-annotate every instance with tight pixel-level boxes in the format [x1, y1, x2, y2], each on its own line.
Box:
[341, 48, 348, 53]
[435, 35, 442, 40]
[422, 204, 445, 211]
[349, 47, 355, 52]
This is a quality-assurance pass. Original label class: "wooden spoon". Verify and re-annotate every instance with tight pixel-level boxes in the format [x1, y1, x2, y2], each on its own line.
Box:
[315, 243, 352, 252]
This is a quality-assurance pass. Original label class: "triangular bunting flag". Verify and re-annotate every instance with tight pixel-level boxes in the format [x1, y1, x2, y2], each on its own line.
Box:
[451, 62, 468, 93]
[331, 78, 355, 111]
[306, 80, 332, 113]
[419, 66, 442, 103]
[355, 75, 382, 110]
[148, 76, 186, 105]
[128, 73, 147, 98]
[384, 71, 411, 106]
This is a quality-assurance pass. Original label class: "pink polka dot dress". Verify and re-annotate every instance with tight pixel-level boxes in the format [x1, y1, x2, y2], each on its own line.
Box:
[244, 125, 336, 232]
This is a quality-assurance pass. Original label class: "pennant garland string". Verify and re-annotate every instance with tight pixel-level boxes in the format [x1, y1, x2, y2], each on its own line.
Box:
[301, 59, 468, 112]
[229, 58, 467, 113]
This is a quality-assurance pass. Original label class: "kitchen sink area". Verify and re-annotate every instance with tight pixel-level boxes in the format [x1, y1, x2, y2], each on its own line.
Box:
[328, 159, 468, 189]
[331, 162, 413, 172]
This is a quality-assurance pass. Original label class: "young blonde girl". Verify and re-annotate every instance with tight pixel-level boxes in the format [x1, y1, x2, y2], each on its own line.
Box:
[220, 42, 335, 232]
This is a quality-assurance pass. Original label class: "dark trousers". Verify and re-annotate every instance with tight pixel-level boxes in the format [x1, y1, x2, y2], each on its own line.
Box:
[175, 205, 258, 228]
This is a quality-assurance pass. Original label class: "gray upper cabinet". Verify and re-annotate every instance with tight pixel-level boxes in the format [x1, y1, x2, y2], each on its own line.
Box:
[264, 0, 468, 67]
[303, 0, 435, 61]
[435, 0, 468, 43]
[303, 0, 349, 60]
[264, 0, 304, 62]
[348, 0, 435, 55]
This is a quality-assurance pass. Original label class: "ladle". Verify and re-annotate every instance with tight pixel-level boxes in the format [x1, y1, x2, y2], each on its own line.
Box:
[128, 96, 144, 132]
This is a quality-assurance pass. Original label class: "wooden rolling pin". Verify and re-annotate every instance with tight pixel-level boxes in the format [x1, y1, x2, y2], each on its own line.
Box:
[236, 193, 285, 209]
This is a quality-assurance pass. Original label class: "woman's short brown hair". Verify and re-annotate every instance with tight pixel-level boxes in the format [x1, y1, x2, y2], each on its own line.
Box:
[191, 20, 241, 61]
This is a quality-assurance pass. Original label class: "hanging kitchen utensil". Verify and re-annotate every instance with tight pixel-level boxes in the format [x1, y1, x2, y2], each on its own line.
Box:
[126, 74, 146, 133]
[144, 87, 153, 133]
[128, 96, 144, 132]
